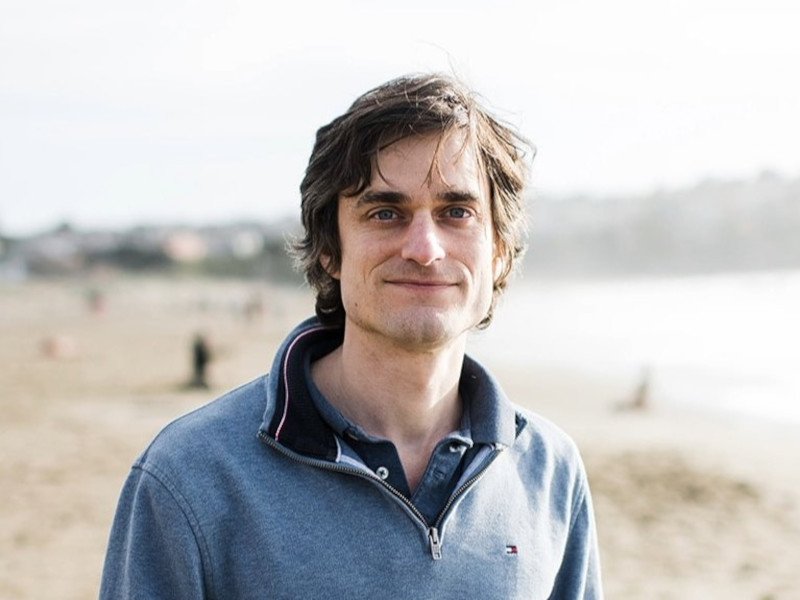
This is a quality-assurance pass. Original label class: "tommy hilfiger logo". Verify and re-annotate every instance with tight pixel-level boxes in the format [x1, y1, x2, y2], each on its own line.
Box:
[505, 545, 519, 556]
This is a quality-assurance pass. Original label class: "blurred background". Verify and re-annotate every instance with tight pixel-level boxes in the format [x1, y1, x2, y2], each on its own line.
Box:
[2, 1, 799, 598]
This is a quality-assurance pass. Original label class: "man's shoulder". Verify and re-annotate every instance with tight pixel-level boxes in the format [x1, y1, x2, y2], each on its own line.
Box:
[511, 404, 586, 472]
[134, 375, 270, 477]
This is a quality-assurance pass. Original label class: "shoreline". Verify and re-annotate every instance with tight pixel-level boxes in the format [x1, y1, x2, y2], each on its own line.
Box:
[471, 269, 800, 429]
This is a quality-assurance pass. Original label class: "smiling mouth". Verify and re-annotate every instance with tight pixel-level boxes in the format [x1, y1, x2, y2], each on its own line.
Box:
[385, 279, 457, 289]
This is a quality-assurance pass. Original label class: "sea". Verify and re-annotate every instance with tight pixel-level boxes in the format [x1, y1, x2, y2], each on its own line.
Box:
[467, 269, 800, 425]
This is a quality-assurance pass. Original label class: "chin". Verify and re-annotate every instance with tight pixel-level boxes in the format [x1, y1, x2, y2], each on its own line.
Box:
[382, 310, 476, 348]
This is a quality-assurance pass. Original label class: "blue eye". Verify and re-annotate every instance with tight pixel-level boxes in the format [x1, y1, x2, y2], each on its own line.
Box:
[447, 207, 470, 219]
[374, 209, 396, 221]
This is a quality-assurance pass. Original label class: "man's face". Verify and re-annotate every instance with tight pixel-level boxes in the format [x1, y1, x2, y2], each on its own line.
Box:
[330, 132, 497, 350]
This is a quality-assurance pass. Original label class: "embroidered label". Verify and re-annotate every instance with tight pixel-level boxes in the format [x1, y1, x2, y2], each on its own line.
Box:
[505, 545, 518, 555]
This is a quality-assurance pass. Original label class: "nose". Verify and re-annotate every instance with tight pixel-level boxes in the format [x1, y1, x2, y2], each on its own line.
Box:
[400, 213, 446, 266]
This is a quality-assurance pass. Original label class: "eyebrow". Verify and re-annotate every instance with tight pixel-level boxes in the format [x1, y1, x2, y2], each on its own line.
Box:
[357, 190, 407, 206]
[440, 189, 481, 204]
[356, 188, 481, 207]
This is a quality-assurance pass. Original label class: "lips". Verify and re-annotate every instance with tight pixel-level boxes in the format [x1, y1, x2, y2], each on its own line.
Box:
[381, 264, 463, 288]
[386, 279, 456, 286]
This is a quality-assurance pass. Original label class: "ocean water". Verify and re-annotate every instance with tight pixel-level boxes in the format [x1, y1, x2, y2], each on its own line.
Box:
[467, 270, 800, 425]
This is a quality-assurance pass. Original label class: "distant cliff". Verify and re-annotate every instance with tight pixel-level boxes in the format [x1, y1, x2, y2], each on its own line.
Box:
[525, 171, 800, 278]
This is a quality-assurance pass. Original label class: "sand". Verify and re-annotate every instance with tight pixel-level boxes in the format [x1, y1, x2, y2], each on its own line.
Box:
[1, 277, 798, 599]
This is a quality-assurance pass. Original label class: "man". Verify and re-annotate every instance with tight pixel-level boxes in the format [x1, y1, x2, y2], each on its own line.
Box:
[101, 73, 603, 599]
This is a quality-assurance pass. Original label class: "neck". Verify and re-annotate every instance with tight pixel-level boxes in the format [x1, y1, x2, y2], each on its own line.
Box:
[311, 324, 466, 491]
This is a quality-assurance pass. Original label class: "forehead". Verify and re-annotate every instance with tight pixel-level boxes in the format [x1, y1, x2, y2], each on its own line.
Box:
[369, 131, 487, 195]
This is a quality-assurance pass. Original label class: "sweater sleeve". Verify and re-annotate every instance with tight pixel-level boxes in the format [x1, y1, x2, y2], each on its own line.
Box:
[99, 465, 209, 599]
[548, 467, 604, 600]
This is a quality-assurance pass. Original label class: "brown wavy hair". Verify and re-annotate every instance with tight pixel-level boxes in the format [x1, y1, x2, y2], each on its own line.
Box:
[292, 73, 533, 328]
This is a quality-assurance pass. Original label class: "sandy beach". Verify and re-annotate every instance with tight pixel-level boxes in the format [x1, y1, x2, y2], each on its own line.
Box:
[1, 277, 798, 599]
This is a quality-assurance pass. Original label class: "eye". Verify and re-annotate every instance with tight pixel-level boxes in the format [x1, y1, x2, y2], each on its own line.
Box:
[371, 208, 398, 221]
[445, 206, 471, 219]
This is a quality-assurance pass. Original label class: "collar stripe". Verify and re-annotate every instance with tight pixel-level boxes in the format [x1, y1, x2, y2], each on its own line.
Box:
[275, 325, 327, 442]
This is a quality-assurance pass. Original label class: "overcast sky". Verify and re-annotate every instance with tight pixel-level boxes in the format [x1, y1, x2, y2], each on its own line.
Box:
[2, 0, 799, 235]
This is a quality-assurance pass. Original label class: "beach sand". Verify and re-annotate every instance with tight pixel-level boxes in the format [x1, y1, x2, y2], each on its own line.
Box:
[1, 277, 798, 599]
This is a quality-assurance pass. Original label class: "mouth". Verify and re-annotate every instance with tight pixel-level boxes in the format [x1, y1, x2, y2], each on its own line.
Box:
[385, 279, 458, 290]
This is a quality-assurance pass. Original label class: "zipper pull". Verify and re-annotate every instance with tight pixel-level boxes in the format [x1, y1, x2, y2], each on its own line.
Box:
[428, 527, 443, 560]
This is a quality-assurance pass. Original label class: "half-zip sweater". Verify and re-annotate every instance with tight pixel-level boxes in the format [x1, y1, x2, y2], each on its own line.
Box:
[100, 317, 603, 599]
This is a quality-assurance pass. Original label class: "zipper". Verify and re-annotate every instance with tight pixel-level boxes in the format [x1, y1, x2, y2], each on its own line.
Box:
[258, 431, 430, 523]
[258, 430, 501, 561]
[432, 449, 501, 533]
[428, 526, 442, 560]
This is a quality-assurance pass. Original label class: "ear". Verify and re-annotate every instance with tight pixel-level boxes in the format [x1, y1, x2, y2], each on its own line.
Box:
[492, 255, 504, 281]
[492, 240, 506, 281]
[320, 255, 340, 279]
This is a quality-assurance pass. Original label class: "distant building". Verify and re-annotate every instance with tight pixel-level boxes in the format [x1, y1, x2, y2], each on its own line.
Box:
[163, 231, 208, 263]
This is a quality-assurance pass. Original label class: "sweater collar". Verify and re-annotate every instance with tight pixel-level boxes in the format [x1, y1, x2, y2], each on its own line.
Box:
[259, 317, 518, 461]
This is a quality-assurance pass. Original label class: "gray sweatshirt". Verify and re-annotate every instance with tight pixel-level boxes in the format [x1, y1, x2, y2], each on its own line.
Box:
[100, 317, 603, 599]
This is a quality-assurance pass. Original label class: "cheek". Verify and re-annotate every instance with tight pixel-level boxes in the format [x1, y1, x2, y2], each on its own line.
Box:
[458, 234, 493, 271]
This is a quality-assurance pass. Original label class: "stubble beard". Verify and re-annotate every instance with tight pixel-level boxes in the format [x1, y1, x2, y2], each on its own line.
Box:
[346, 293, 491, 352]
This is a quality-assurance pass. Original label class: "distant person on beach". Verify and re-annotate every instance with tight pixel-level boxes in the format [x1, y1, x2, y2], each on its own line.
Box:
[85, 287, 106, 315]
[189, 332, 211, 389]
[101, 74, 603, 598]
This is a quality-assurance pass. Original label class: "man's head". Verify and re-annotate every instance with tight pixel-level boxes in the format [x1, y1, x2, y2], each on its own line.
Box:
[294, 73, 531, 329]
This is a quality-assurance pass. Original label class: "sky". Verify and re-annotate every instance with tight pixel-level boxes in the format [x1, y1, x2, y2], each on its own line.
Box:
[1, 0, 799, 235]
